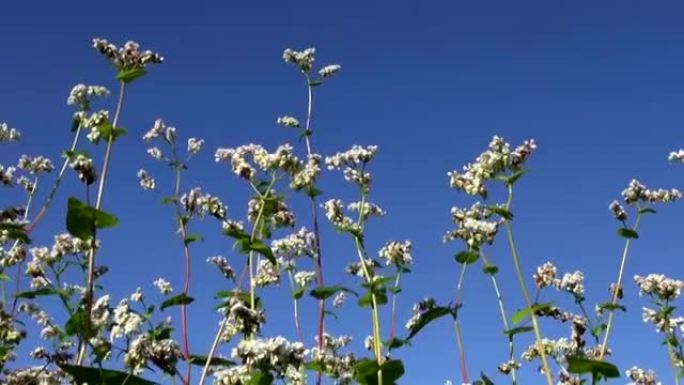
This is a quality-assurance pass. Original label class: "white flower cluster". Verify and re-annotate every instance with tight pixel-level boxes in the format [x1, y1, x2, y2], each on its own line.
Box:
[124, 334, 182, 375]
[17, 154, 53, 175]
[143, 119, 176, 144]
[110, 298, 143, 341]
[93, 38, 163, 70]
[180, 187, 228, 220]
[405, 298, 438, 331]
[222, 296, 266, 337]
[271, 227, 317, 261]
[626, 366, 661, 385]
[621, 179, 682, 205]
[207, 256, 236, 280]
[0, 164, 16, 185]
[669, 149, 684, 163]
[77, 109, 110, 142]
[277, 116, 300, 128]
[609, 200, 628, 221]
[444, 203, 499, 247]
[448, 136, 536, 197]
[294, 270, 316, 287]
[255, 260, 280, 287]
[4, 367, 63, 385]
[558, 372, 581, 385]
[641, 307, 684, 334]
[333, 291, 347, 308]
[635, 274, 684, 301]
[247, 196, 295, 228]
[147, 146, 163, 160]
[322, 199, 359, 233]
[67, 84, 109, 108]
[0, 123, 20, 142]
[69, 154, 96, 185]
[521, 338, 576, 361]
[153, 278, 173, 295]
[378, 240, 413, 266]
[137, 169, 156, 191]
[283, 48, 316, 72]
[291, 154, 321, 190]
[497, 359, 521, 375]
[187, 137, 204, 155]
[215, 143, 301, 181]
[310, 333, 356, 385]
[325, 145, 378, 187]
[534, 262, 557, 289]
[319, 64, 341, 78]
[347, 201, 386, 220]
[532, 263, 585, 296]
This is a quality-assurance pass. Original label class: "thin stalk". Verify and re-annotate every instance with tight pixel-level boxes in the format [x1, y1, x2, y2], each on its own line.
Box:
[171, 157, 192, 385]
[287, 269, 305, 342]
[598, 213, 642, 359]
[388, 272, 402, 340]
[5, 176, 37, 308]
[78, 81, 126, 366]
[198, 179, 275, 385]
[480, 251, 517, 385]
[300, 74, 328, 385]
[667, 340, 681, 385]
[504, 185, 554, 385]
[453, 262, 470, 384]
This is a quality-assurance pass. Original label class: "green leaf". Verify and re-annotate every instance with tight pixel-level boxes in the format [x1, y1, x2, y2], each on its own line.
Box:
[503, 326, 534, 338]
[244, 239, 276, 265]
[0, 222, 30, 244]
[98, 124, 127, 141]
[66, 197, 118, 239]
[306, 185, 323, 198]
[504, 170, 525, 186]
[487, 206, 513, 220]
[160, 293, 194, 311]
[638, 207, 656, 215]
[384, 337, 410, 351]
[249, 370, 274, 385]
[308, 80, 323, 87]
[482, 263, 499, 275]
[596, 302, 626, 313]
[184, 233, 203, 246]
[293, 287, 305, 300]
[358, 291, 388, 308]
[15, 288, 61, 299]
[407, 306, 452, 339]
[65, 310, 96, 339]
[511, 303, 552, 324]
[310, 285, 356, 300]
[188, 355, 235, 367]
[617, 228, 639, 239]
[161, 196, 177, 205]
[455, 250, 479, 264]
[477, 372, 495, 385]
[591, 323, 607, 338]
[353, 358, 405, 385]
[566, 356, 620, 378]
[60, 364, 157, 385]
[117, 68, 147, 83]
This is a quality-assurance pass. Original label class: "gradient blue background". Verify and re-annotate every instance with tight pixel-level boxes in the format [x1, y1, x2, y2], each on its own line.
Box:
[1, 1, 684, 384]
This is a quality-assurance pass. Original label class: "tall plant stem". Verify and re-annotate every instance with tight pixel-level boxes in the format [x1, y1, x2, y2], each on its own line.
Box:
[301, 73, 328, 385]
[598, 212, 642, 359]
[453, 262, 470, 384]
[480, 251, 517, 384]
[388, 272, 402, 340]
[198, 179, 274, 385]
[667, 339, 681, 385]
[353, 189, 384, 385]
[171, 159, 192, 385]
[504, 185, 554, 385]
[287, 270, 305, 342]
[78, 81, 126, 366]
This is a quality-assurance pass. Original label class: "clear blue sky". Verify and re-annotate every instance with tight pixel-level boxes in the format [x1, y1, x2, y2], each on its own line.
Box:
[2, 1, 684, 384]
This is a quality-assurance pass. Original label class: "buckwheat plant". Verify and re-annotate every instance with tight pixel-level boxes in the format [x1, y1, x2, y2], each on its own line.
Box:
[3, 36, 684, 385]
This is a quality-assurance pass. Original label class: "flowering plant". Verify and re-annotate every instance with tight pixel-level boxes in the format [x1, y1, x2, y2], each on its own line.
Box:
[0, 38, 682, 385]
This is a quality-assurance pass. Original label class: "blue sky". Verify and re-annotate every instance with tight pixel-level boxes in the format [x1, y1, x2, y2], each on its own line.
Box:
[2, 1, 684, 384]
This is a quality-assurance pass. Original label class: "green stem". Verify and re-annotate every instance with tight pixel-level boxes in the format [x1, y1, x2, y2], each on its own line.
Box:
[77, 80, 126, 366]
[287, 269, 305, 342]
[480, 251, 517, 385]
[504, 185, 554, 385]
[389, 271, 402, 340]
[599, 212, 642, 359]
[453, 262, 470, 384]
